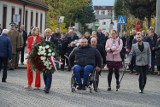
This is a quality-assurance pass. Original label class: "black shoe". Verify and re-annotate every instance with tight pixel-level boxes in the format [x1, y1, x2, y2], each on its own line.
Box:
[67, 67, 71, 71]
[135, 73, 139, 75]
[82, 85, 86, 90]
[2, 79, 6, 82]
[44, 90, 49, 93]
[77, 85, 82, 90]
[21, 63, 24, 65]
[116, 84, 120, 90]
[60, 68, 64, 71]
[107, 87, 111, 91]
[139, 90, 143, 93]
[8, 68, 14, 70]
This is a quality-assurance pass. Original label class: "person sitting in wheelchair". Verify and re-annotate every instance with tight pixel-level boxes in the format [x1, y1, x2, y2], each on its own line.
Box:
[69, 38, 102, 90]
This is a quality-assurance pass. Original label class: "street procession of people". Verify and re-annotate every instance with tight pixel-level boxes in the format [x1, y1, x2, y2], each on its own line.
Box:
[0, 22, 160, 94]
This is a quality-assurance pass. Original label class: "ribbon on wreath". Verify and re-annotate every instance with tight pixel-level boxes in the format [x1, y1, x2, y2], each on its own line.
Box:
[50, 56, 63, 72]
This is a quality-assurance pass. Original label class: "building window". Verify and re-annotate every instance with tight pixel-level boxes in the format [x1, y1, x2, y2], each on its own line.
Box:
[96, 10, 99, 15]
[36, 12, 38, 27]
[40, 13, 43, 33]
[101, 10, 105, 15]
[11, 7, 15, 22]
[19, 8, 22, 25]
[2, 6, 7, 29]
[30, 11, 33, 27]
[25, 10, 28, 32]
[102, 22, 106, 25]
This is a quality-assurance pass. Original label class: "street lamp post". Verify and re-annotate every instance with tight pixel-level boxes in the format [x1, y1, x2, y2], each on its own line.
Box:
[109, 19, 114, 32]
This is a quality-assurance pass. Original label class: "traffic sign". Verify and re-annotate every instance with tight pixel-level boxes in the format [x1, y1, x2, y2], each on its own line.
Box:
[118, 16, 126, 25]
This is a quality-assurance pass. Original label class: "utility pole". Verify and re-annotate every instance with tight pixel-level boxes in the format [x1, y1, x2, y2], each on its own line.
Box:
[155, 0, 160, 36]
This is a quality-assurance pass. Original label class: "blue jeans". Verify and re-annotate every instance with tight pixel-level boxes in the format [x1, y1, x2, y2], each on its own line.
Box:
[43, 72, 52, 92]
[73, 65, 94, 86]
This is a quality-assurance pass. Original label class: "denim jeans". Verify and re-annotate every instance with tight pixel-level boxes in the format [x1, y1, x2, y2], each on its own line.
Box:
[73, 64, 94, 86]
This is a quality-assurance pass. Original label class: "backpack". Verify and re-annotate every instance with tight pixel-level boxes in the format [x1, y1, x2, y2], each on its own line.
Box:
[118, 39, 126, 61]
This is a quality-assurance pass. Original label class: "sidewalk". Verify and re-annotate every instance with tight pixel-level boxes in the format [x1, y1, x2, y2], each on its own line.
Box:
[0, 66, 160, 107]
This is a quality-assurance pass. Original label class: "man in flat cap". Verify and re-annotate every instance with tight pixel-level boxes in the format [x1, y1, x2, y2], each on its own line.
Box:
[7, 22, 23, 70]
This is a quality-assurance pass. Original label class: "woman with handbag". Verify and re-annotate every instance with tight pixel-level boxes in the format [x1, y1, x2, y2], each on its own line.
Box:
[105, 29, 123, 91]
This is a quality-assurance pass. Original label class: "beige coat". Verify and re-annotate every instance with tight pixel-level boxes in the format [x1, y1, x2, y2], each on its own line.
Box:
[8, 30, 23, 54]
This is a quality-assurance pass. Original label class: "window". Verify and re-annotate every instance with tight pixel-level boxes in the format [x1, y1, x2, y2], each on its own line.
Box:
[101, 10, 105, 15]
[25, 10, 28, 32]
[35, 12, 38, 27]
[2, 6, 7, 29]
[96, 10, 99, 15]
[102, 22, 106, 25]
[40, 13, 43, 33]
[30, 11, 33, 27]
[11, 7, 15, 22]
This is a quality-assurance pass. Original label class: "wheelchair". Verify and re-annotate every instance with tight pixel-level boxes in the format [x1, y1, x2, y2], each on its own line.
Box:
[71, 69, 99, 93]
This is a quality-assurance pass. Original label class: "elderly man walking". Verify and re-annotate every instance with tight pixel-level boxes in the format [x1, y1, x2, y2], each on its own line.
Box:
[0, 29, 12, 82]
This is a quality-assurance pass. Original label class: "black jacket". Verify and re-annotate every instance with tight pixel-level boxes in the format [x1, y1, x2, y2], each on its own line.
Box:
[69, 45, 101, 67]
[96, 44, 106, 64]
[65, 34, 79, 54]
[155, 41, 160, 66]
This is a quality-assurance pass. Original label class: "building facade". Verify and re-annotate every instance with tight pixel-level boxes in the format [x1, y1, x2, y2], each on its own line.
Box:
[93, 6, 117, 32]
[0, 0, 48, 35]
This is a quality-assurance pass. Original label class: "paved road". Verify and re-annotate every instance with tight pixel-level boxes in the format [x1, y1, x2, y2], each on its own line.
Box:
[0, 66, 160, 107]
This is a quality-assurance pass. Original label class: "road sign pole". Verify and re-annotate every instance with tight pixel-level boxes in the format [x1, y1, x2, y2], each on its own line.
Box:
[120, 25, 123, 37]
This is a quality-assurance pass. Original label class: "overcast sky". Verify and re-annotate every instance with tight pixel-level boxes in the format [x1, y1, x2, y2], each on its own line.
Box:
[92, 0, 115, 6]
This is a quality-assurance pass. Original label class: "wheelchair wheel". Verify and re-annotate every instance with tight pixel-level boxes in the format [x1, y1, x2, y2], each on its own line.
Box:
[71, 74, 76, 92]
[93, 71, 99, 92]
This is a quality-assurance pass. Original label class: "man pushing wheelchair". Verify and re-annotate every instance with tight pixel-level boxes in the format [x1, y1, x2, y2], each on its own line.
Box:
[69, 38, 102, 90]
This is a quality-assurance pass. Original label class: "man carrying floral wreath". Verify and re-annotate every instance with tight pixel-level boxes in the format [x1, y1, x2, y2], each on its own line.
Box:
[43, 28, 56, 93]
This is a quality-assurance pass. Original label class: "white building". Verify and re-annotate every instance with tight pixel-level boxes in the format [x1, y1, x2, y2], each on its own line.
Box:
[93, 6, 117, 32]
[0, 0, 48, 35]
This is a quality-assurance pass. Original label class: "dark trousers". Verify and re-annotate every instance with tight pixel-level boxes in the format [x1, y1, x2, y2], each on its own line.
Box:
[108, 68, 119, 87]
[21, 46, 25, 64]
[136, 65, 147, 91]
[43, 73, 52, 92]
[129, 56, 135, 72]
[60, 54, 65, 69]
[0, 57, 8, 81]
[151, 55, 155, 73]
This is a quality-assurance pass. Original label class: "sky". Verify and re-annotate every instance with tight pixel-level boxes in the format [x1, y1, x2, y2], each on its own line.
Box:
[92, 0, 115, 6]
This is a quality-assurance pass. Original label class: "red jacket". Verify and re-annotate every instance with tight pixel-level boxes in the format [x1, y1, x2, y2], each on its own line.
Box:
[27, 36, 43, 53]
